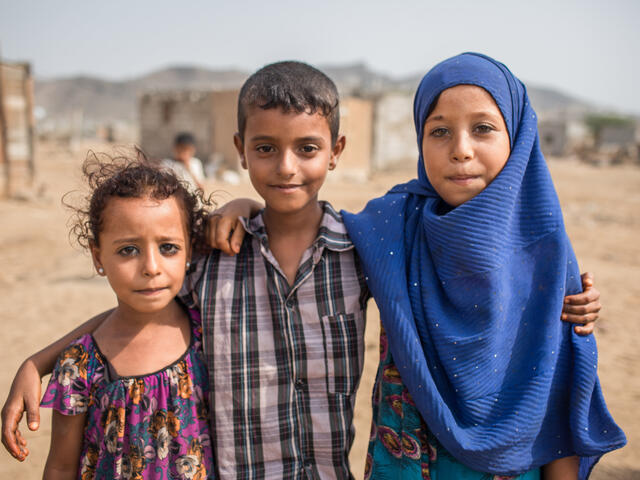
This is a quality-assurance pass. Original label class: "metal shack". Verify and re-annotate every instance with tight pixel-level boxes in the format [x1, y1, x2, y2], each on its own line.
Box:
[0, 62, 35, 197]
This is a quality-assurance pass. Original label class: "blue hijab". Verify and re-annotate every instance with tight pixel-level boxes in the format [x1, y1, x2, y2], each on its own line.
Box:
[343, 53, 625, 476]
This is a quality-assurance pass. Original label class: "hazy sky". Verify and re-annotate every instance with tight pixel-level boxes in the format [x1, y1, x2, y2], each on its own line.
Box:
[1, 0, 638, 113]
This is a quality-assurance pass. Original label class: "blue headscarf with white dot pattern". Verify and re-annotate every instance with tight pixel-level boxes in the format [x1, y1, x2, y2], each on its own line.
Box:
[343, 52, 624, 476]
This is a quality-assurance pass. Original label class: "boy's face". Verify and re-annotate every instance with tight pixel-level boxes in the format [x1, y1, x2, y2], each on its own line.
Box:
[174, 143, 196, 163]
[234, 107, 345, 216]
[421, 85, 510, 207]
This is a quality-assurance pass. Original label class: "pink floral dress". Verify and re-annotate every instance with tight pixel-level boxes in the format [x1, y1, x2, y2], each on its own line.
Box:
[41, 309, 214, 479]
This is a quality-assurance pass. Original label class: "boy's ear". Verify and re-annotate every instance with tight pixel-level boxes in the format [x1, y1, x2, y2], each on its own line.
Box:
[329, 135, 346, 170]
[89, 240, 105, 276]
[233, 133, 248, 169]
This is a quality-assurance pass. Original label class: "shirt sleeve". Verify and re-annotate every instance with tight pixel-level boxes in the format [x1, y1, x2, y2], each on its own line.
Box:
[41, 337, 93, 415]
[178, 253, 208, 310]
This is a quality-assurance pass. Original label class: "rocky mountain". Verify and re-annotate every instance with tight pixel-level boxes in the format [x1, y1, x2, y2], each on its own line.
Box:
[33, 63, 592, 126]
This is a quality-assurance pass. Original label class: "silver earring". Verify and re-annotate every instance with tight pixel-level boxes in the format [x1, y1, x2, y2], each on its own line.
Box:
[97, 267, 104, 275]
[186, 261, 191, 270]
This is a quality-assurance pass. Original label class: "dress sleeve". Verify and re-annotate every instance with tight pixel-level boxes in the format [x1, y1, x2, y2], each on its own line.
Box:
[41, 336, 93, 415]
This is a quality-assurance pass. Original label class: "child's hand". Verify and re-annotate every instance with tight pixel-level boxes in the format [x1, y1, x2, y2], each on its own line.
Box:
[1, 359, 42, 461]
[562, 272, 601, 336]
[207, 198, 263, 255]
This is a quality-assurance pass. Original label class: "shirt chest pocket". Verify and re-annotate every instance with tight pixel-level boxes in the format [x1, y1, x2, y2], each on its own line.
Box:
[320, 311, 365, 395]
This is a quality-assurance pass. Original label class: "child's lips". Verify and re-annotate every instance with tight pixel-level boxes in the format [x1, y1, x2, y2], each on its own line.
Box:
[271, 184, 303, 193]
[448, 175, 480, 186]
[135, 287, 168, 296]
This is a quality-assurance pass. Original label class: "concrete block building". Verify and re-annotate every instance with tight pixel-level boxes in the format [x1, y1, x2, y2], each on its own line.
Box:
[0, 61, 35, 197]
[139, 90, 239, 174]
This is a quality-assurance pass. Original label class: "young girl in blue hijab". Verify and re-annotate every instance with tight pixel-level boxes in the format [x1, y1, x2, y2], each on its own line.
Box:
[342, 53, 625, 479]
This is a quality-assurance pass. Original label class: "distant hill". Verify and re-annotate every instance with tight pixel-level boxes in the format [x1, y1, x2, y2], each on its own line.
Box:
[33, 63, 593, 126]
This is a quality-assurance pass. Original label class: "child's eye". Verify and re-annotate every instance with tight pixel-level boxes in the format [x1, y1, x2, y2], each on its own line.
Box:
[118, 246, 139, 257]
[300, 145, 319, 154]
[430, 127, 449, 137]
[159, 243, 180, 255]
[256, 145, 275, 154]
[474, 124, 494, 134]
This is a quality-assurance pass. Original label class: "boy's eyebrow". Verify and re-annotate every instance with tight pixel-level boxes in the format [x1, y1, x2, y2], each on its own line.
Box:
[296, 136, 326, 143]
[248, 135, 327, 143]
[249, 135, 277, 142]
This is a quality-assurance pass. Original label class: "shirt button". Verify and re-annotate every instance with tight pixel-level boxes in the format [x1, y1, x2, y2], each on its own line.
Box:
[295, 379, 305, 390]
[286, 299, 294, 308]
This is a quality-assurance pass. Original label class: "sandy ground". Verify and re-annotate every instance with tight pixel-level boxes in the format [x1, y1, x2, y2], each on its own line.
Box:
[0, 142, 638, 479]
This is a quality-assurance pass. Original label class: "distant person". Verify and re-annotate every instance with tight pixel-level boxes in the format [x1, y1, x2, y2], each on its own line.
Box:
[161, 132, 206, 190]
[34, 156, 214, 478]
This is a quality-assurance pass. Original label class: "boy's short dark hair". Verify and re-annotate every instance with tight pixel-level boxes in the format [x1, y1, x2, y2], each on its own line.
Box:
[174, 132, 196, 146]
[237, 61, 340, 145]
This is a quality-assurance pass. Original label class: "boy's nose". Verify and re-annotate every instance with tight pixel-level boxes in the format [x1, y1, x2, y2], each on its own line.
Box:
[276, 150, 297, 176]
[451, 133, 473, 162]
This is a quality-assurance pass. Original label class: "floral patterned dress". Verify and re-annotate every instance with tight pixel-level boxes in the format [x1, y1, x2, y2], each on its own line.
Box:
[364, 328, 540, 480]
[41, 308, 213, 480]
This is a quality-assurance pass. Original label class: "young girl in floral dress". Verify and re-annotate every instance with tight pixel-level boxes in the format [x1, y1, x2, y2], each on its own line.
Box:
[40, 157, 214, 479]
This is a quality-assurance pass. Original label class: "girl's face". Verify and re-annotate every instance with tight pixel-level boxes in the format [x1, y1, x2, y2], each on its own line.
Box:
[90, 195, 190, 315]
[421, 85, 511, 207]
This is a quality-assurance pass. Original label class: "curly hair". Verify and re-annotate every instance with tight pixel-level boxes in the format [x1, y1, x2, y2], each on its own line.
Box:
[67, 151, 214, 252]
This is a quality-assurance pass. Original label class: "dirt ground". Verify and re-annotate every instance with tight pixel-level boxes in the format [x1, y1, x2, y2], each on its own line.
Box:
[0, 142, 638, 479]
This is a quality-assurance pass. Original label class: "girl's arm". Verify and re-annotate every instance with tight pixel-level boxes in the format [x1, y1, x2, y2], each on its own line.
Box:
[1, 310, 111, 461]
[42, 411, 85, 480]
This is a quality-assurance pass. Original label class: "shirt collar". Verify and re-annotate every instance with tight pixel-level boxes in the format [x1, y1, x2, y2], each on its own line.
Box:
[240, 201, 354, 253]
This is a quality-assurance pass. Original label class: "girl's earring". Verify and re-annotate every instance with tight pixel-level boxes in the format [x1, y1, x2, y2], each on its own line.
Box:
[186, 261, 191, 271]
[97, 267, 105, 275]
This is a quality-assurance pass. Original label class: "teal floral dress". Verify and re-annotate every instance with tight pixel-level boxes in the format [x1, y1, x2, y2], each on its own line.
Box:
[365, 328, 540, 480]
[41, 308, 213, 480]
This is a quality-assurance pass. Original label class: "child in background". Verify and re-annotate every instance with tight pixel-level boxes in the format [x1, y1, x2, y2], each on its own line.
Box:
[161, 132, 206, 191]
[40, 157, 214, 479]
[343, 53, 625, 479]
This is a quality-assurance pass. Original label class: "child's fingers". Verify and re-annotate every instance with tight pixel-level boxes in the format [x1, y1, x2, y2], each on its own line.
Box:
[564, 286, 600, 305]
[1, 407, 26, 460]
[562, 301, 602, 316]
[15, 428, 29, 458]
[215, 216, 237, 256]
[25, 396, 40, 432]
[574, 323, 595, 336]
[561, 312, 598, 325]
[229, 218, 246, 255]
[206, 214, 222, 248]
[580, 271, 595, 289]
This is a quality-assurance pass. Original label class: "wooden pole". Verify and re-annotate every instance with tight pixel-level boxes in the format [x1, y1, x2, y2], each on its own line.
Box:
[24, 63, 35, 185]
[0, 46, 11, 197]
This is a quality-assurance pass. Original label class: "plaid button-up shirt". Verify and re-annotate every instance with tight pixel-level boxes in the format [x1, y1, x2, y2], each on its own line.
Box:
[181, 202, 370, 479]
